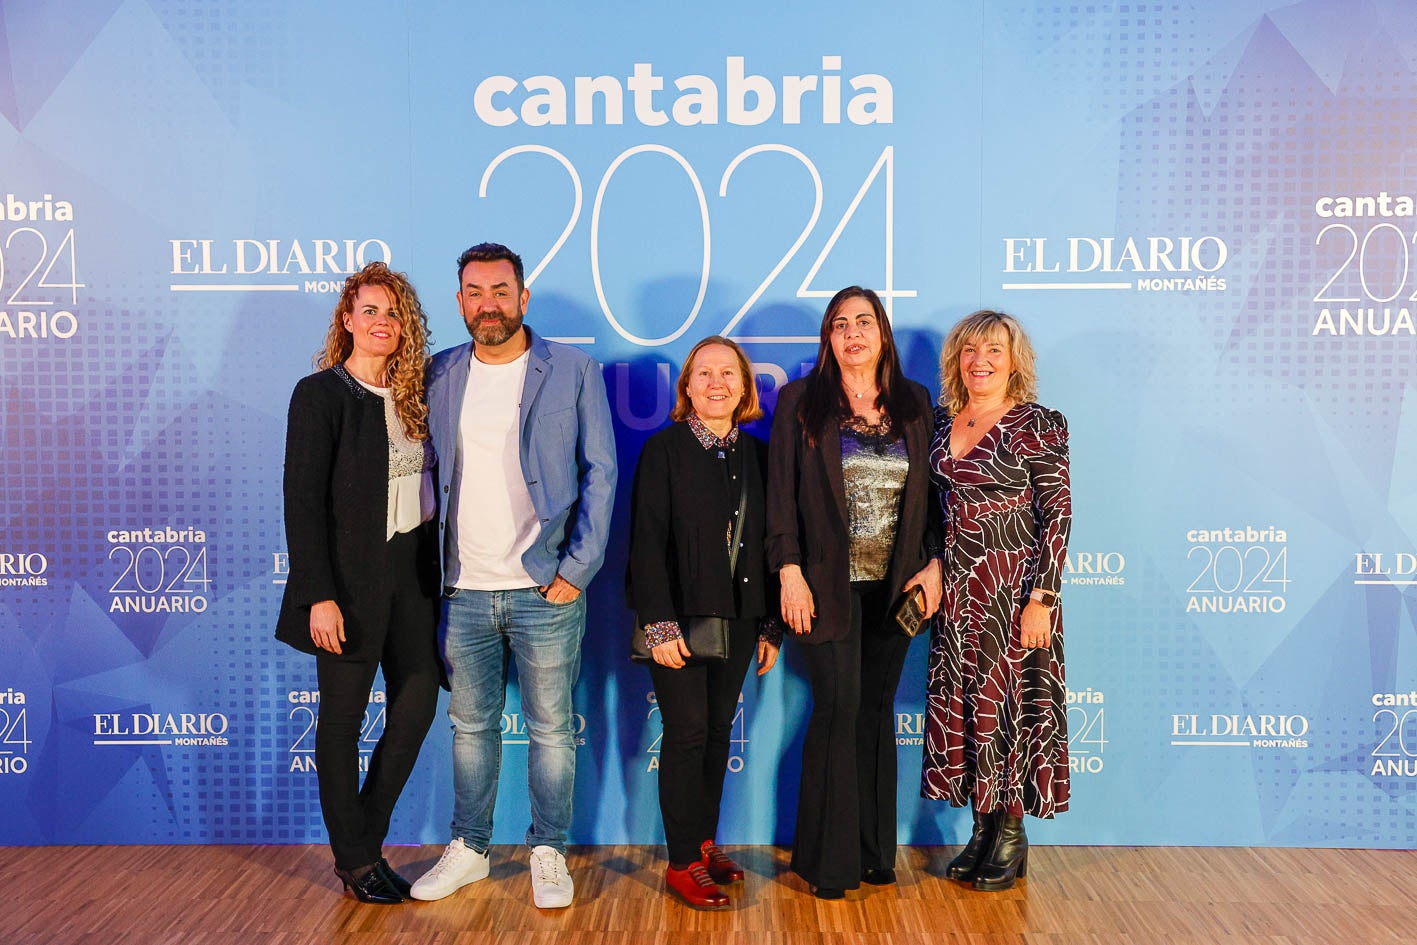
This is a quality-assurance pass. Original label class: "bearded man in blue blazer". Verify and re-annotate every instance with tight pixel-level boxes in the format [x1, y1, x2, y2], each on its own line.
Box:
[410, 242, 616, 910]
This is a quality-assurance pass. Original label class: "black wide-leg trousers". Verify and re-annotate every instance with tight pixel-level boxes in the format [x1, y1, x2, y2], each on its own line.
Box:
[791, 581, 910, 890]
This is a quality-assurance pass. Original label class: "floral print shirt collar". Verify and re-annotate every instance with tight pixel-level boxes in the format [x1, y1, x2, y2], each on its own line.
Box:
[687, 411, 739, 450]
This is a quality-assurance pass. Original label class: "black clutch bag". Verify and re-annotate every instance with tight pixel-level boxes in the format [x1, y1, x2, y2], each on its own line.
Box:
[631, 615, 730, 663]
[630, 474, 748, 664]
[891, 585, 927, 637]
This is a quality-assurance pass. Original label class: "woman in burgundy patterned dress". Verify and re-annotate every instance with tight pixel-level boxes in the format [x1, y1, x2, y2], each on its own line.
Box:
[922, 310, 1071, 892]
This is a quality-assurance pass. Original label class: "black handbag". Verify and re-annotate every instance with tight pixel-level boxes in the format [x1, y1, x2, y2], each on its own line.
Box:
[631, 477, 749, 663]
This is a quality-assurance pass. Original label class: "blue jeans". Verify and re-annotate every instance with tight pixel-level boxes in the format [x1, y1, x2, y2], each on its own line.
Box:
[442, 586, 585, 853]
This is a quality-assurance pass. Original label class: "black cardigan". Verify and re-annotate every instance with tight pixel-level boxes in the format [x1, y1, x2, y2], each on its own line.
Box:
[625, 421, 776, 625]
[765, 377, 937, 644]
[274, 365, 439, 659]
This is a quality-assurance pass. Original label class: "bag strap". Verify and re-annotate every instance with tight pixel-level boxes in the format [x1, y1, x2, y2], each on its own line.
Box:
[727, 473, 748, 576]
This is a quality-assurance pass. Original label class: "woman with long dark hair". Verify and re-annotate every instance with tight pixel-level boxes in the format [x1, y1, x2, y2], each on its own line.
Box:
[766, 287, 941, 899]
[275, 261, 441, 903]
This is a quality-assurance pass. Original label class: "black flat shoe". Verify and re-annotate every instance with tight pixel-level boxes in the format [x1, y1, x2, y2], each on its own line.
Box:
[861, 868, 896, 885]
[335, 865, 404, 904]
[812, 885, 845, 900]
[376, 858, 413, 898]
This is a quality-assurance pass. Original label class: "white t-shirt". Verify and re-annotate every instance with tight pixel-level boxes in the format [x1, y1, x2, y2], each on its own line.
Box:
[446, 351, 539, 589]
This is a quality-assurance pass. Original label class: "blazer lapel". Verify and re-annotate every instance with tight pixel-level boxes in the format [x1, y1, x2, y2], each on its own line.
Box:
[519, 332, 550, 441]
[433, 342, 472, 474]
[821, 417, 849, 531]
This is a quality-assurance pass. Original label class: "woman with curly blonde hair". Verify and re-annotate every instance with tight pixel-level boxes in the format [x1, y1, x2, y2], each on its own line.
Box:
[923, 309, 1071, 893]
[317, 261, 433, 440]
[276, 260, 442, 904]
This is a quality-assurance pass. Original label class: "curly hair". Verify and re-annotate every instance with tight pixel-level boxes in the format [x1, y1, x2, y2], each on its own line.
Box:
[938, 309, 1038, 415]
[669, 335, 764, 424]
[315, 261, 433, 440]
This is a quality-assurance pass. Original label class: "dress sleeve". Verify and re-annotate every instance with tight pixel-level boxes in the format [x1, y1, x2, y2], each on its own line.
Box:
[282, 376, 339, 608]
[924, 401, 950, 559]
[1013, 406, 1071, 595]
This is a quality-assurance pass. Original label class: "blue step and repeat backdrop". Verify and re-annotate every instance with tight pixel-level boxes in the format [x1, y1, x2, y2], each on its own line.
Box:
[3, 0, 1416, 849]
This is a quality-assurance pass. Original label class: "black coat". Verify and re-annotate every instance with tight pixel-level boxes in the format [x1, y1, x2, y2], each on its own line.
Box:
[625, 421, 776, 624]
[274, 365, 440, 659]
[765, 378, 936, 644]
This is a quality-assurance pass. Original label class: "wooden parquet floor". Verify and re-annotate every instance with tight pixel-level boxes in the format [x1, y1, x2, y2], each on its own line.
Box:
[2, 843, 1413, 944]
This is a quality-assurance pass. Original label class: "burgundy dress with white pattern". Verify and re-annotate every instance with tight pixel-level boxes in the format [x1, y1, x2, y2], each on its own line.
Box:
[922, 402, 1071, 818]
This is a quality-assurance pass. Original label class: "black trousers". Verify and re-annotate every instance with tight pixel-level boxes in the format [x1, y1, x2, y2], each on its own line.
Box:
[314, 529, 440, 871]
[791, 581, 911, 889]
[648, 617, 758, 866]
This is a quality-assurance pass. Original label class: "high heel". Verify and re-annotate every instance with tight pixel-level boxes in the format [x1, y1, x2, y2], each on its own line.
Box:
[946, 805, 999, 882]
[972, 814, 1028, 891]
[375, 858, 413, 898]
[335, 865, 404, 904]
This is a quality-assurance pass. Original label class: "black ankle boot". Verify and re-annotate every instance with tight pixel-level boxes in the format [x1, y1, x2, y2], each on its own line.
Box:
[946, 806, 998, 881]
[972, 814, 1027, 891]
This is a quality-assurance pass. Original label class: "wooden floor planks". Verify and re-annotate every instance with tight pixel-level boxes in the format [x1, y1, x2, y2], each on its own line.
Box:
[2, 843, 1413, 944]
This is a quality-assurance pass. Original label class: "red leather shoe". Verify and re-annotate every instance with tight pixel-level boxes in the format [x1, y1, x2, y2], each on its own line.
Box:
[666, 863, 730, 910]
[700, 840, 745, 884]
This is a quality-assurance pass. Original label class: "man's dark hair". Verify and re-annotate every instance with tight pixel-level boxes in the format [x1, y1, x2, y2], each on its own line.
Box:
[456, 242, 525, 291]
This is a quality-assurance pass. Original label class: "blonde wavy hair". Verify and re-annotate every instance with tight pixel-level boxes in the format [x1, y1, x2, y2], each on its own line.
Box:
[938, 310, 1038, 415]
[316, 261, 433, 440]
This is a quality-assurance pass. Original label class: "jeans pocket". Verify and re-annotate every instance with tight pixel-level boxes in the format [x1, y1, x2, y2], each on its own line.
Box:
[443, 586, 461, 599]
[536, 586, 580, 607]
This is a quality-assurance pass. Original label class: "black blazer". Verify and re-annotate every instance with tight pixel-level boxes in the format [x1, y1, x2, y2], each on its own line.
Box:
[274, 365, 439, 659]
[625, 421, 775, 625]
[765, 378, 936, 644]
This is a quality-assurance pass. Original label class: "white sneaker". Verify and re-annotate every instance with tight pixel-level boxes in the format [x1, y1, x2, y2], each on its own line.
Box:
[529, 845, 574, 908]
[409, 838, 490, 901]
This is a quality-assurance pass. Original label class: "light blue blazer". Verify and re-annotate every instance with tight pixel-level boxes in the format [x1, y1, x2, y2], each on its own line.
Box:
[427, 327, 617, 591]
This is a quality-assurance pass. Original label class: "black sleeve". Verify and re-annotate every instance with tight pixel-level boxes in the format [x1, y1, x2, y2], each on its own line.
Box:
[282, 375, 339, 608]
[625, 431, 678, 624]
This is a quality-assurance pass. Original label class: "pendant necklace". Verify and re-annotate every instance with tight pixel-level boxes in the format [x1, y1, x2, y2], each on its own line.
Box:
[842, 376, 876, 400]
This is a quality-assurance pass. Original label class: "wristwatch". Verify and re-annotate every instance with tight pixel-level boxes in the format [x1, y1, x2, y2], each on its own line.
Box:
[1029, 589, 1058, 607]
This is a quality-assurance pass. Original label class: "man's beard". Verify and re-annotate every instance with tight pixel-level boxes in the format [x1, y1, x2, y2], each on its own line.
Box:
[467, 311, 523, 347]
